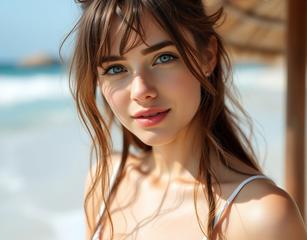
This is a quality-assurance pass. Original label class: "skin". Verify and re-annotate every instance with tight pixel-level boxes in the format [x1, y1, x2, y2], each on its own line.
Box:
[88, 10, 307, 240]
[98, 12, 206, 185]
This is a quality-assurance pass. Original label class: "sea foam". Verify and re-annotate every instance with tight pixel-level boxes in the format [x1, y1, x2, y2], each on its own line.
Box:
[0, 65, 285, 108]
[0, 74, 71, 107]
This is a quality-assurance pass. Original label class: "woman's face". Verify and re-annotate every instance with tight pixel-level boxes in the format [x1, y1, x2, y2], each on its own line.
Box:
[98, 12, 202, 146]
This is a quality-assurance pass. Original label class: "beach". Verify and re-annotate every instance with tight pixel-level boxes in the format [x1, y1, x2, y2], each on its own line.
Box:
[0, 63, 287, 240]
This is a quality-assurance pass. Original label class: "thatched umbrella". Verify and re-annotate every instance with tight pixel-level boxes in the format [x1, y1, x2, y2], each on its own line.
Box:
[206, 0, 286, 61]
[205, 0, 306, 221]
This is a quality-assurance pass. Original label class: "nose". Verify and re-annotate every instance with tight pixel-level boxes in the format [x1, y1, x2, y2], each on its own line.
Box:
[130, 73, 157, 103]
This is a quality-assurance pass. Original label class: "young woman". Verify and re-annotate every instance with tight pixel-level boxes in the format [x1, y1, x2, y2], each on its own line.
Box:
[67, 0, 306, 239]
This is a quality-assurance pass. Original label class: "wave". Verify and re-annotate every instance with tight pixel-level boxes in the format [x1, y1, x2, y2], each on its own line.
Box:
[0, 65, 285, 108]
[0, 74, 71, 107]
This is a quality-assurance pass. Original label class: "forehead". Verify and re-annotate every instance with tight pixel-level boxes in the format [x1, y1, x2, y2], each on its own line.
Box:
[108, 11, 171, 54]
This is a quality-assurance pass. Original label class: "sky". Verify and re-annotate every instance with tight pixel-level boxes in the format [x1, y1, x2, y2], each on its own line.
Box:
[0, 0, 81, 63]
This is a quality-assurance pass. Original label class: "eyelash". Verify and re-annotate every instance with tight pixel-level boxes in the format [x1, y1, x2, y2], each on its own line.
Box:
[102, 53, 178, 76]
[153, 53, 178, 65]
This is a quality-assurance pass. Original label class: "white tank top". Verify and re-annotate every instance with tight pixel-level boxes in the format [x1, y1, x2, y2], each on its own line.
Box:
[92, 161, 271, 240]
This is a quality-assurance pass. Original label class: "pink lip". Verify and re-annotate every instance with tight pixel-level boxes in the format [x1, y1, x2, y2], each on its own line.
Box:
[133, 109, 171, 127]
[132, 107, 170, 119]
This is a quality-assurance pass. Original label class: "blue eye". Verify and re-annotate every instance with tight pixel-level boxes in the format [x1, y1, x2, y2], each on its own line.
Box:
[104, 65, 126, 75]
[155, 54, 177, 64]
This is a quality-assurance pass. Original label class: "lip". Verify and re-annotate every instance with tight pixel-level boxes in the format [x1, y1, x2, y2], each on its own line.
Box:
[132, 107, 171, 118]
[133, 109, 171, 127]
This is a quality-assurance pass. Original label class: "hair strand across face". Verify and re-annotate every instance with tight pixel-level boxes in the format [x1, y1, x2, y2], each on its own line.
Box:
[63, 1, 265, 239]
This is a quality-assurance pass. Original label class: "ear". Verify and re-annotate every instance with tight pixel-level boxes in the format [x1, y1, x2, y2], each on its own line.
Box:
[204, 36, 217, 75]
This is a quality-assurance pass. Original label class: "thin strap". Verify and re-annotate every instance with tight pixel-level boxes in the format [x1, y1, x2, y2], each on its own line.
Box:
[107, 161, 121, 201]
[92, 160, 121, 240]
[212, 175, 270, 230]
[98, 160, 121, 218]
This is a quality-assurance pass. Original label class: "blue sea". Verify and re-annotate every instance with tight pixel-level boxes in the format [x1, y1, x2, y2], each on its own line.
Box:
[0, 63, 286, 240]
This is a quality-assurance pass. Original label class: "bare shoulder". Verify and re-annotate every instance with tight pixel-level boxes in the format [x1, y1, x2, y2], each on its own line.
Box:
[84, 151, 141, 196]
[84, 152, 121, 189]
[84, 152, 122, 239]
[228, 177, 307, 240]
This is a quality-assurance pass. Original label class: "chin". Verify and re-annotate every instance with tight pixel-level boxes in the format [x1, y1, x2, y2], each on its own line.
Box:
[133, 129, 178, 147]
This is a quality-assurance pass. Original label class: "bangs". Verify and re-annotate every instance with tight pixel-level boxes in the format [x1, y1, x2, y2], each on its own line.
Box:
[95, 1, 148, 65]
[85, 0, 218, 95]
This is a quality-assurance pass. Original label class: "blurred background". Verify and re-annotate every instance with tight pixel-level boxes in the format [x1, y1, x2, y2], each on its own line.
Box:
[0, 0, 305, 239]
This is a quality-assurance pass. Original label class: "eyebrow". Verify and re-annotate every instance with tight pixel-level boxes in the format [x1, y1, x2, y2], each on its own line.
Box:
[100, 40, 175, 64]
[141, 40, 175, 55]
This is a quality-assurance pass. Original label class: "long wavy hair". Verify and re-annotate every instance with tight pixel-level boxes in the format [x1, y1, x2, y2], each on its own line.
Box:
[63, 0, 267, 239]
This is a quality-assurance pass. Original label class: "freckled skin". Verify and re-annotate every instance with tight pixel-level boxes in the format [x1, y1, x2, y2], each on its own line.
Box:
[98, 16, 201, 148]
[96, 11, 217, 238]
[93, 10, 305, 240]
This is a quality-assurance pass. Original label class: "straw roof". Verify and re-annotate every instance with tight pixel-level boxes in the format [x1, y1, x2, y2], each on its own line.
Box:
[205, 0, 307, 220]
[205, 0, 286, 62]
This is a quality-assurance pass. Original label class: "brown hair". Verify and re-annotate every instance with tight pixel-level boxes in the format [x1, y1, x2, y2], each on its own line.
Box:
[64, 0, 266, 239]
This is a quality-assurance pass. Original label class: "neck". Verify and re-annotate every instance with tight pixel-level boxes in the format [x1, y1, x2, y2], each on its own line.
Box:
[144, 116, 204, 186]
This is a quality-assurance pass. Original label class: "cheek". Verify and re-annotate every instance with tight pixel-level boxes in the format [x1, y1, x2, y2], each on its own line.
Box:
[157, 67, 201, 107]
[167, 72, 201, 127]
[177, 77, 201, 117]
[101, 84, 130, 123]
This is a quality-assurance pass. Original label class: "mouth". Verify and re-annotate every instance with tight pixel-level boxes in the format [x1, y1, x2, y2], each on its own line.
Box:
[134, 109, 171, 119]
[133, 109, 171, 127]
[132, 108, 171, 119]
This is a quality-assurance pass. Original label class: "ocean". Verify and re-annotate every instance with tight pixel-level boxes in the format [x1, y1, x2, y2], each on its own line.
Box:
[0, 63, 286, 240]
